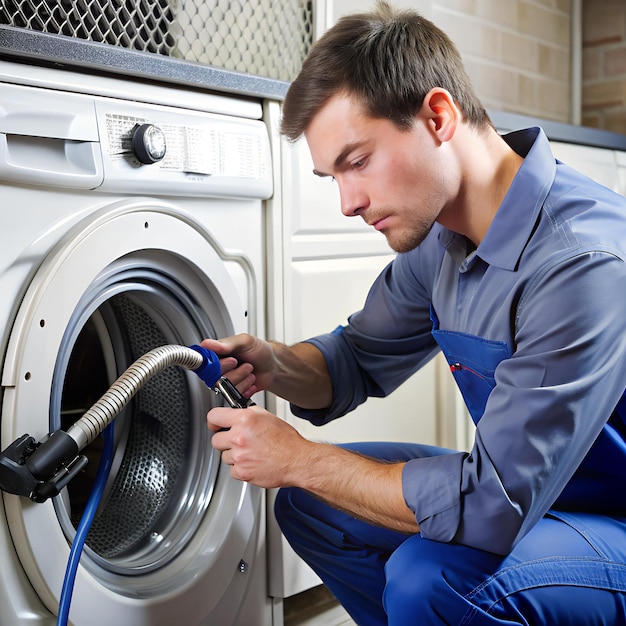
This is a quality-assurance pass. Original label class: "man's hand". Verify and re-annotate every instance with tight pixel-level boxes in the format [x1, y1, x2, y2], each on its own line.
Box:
[207, 404, 306, 487]
[201, 334, 275, 398]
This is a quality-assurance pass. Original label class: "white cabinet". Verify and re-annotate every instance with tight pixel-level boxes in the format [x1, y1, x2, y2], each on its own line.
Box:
[550, 141, 625, 195]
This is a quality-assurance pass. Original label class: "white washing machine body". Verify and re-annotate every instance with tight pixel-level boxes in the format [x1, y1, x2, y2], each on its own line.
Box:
[0, 61, 272, 625]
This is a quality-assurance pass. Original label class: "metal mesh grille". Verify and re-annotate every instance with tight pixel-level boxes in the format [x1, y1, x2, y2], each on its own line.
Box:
[0, 0, 314, 81]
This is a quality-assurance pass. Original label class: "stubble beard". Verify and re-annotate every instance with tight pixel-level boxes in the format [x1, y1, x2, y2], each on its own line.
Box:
[384, 216, 436, 253]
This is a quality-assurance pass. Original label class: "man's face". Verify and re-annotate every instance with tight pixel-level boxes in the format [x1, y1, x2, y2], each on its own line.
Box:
[304, 92, 454, 253]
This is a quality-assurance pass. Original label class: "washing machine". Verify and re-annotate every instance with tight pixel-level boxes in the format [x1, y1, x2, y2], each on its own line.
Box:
[0, 59, 273, 625]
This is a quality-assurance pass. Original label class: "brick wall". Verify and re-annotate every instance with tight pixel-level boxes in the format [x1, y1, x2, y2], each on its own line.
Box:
[582, 0, 626, 134]
[330, 0, 574, 124]
[430, 0, 572, 123]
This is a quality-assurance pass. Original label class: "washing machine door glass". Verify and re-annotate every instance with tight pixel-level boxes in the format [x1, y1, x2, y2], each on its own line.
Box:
[1, 203, 263, 625]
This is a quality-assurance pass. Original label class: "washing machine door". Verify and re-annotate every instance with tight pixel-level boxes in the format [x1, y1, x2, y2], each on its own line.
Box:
[1, 202, 264, 625]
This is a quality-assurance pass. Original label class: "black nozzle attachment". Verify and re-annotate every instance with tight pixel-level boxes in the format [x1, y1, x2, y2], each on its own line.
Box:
[0, 430, 87, 503]
[26, 430, 79, 479]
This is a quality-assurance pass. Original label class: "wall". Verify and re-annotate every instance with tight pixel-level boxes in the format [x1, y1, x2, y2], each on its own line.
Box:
[431, 0, 572, 122]
[582, 0, 626, 134]
[328, 0, 573, 123]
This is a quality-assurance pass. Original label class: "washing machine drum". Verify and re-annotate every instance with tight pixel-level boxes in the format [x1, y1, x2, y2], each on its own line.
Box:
[60, 292, 216, 565]
[1, 204, 263, 625]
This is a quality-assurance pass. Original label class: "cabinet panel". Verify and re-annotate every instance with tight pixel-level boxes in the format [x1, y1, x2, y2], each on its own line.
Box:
[285, 256, 439, 447]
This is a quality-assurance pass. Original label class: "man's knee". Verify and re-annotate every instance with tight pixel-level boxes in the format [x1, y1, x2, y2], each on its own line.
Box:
[273, 487, 329, 545]
[384, 535, 503, 624]
[273, 487, 301, 535]
[384, 536, 449, 618]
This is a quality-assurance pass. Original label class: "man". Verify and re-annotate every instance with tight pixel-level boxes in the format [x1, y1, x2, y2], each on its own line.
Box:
[203, 2, 626, 623]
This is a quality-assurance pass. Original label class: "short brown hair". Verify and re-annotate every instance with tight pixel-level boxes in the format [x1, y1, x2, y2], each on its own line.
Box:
[281, 1, 491, 141]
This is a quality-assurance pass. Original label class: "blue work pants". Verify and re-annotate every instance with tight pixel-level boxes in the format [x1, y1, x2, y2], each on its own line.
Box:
[274, 442, 626, 625]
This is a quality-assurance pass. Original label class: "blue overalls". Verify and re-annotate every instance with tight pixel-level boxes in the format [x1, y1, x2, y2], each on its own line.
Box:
[275, 318, 626, 625]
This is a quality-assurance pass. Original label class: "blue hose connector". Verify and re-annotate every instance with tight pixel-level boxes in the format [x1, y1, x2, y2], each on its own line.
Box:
[188, 345, 222, 388]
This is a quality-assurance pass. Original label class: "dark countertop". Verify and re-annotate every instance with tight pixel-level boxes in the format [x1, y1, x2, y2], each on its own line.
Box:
[0, 25, 290, 101]
[490, 110, 626, 152]
[1, 25, 625, 151]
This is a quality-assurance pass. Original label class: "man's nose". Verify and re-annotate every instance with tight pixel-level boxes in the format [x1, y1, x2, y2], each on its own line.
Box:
[339, 179, 368, 217]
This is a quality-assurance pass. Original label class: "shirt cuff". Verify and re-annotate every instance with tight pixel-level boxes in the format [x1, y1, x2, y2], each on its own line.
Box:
[402, 452, 466, 543]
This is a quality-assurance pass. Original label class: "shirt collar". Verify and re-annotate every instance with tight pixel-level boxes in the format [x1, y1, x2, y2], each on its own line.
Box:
[440, 127, 556, 271]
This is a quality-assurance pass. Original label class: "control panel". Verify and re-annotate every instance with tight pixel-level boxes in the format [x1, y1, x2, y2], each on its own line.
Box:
[96, 98, 273, 199]
[0, 80, 273, 199]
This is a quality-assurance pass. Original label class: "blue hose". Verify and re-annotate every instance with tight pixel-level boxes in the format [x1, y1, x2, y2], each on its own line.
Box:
[56, 423, 115, 626]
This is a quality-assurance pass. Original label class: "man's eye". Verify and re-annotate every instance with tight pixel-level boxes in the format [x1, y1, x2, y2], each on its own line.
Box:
[353, 158, 366, 169]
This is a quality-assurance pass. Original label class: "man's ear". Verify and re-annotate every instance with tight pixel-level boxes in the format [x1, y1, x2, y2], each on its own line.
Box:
[422, 88, 459, 143]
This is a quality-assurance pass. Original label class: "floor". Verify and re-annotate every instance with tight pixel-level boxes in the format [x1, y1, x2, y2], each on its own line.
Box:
[284, 585, 356, 626]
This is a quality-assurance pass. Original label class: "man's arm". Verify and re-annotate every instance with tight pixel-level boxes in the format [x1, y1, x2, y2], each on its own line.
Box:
[296, 439, 418, 532]
[201, 335, 333, 409]
[266, 340, 333, 409]
[207, 404, 419, 532]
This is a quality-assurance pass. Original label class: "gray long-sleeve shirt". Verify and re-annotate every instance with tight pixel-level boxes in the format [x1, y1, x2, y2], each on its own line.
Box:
[292, 128, 626, 554]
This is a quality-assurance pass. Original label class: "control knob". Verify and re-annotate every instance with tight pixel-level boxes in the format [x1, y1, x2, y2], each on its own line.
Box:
[132, 123, 167, 164]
